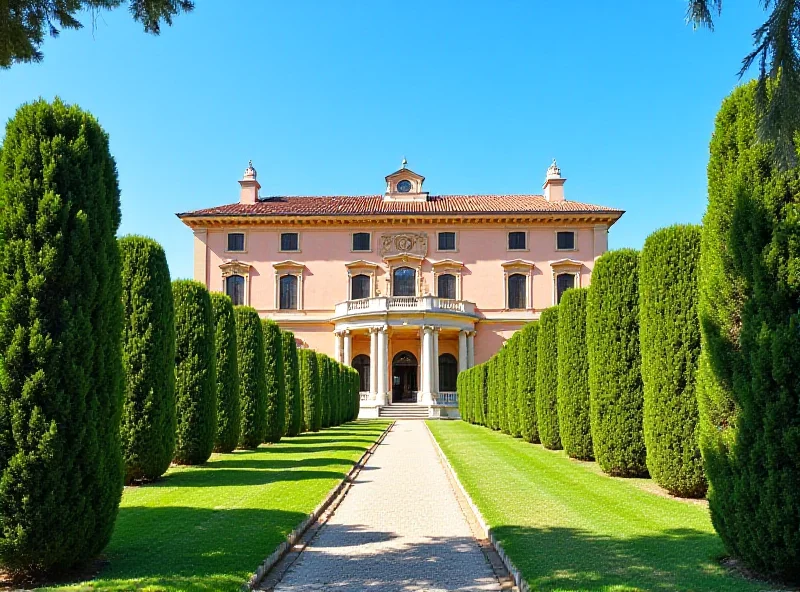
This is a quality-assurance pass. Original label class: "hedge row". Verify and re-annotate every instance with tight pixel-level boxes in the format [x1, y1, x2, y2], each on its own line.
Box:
[458, 241, 703, 493]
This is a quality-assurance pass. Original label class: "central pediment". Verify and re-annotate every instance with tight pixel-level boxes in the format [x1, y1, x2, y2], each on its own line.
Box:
[384, 162, 428, 202]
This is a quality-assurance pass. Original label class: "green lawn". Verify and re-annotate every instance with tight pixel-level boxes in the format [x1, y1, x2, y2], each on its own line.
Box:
[427, 420, 765, 592]
[44, 421, 389, 592]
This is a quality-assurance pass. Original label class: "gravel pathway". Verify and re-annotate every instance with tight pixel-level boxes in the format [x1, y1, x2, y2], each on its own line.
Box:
[272, 420, 501, 591]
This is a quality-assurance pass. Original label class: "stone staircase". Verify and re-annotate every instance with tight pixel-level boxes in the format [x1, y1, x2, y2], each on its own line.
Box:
[378, 403, 430, 419]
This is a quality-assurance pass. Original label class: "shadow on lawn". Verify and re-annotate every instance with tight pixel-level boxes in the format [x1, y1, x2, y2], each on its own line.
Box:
[493, 524, 762, 592]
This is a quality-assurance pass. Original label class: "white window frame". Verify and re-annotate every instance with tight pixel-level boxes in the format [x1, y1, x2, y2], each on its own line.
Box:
[550, 258, 583, 305]
[431, 259, 464, 300]
[436, 231, 458, 253]
[507, 230, 529, 252]
[279, 232, 301, 253]
[345, 260, 380, 299]
[351, 231, 373, 253]
[273, 260, 305, 310]
[501, 259, 535, 310]
[225, 231, 247, 254]
[555, 230, 578, 252]
[220, 259, 252, 306]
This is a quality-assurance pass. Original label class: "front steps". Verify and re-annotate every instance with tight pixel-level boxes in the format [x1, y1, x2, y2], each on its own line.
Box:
[378, 403, 431, 419]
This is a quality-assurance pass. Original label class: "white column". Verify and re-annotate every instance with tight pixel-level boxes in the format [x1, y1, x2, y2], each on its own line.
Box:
[369, 328, 378, 399]
[433, 327, 440, 395]
[376, 326, 389, 406]
[458, 330, 468, 372]
[420, 326, 433, 404]
[334, 331, 343, 363]
[343, 330, 352, 366]
[467, 330, 475, 368]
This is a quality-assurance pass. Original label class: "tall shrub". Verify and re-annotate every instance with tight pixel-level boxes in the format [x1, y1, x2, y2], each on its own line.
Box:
[586, 249, 646, 477]
[0, 99, 124, 571]
[235, 307, 266, 449]
[473, 363, 488, 427]
[504, 333, 521, 437]
[697, 81, 800, 579]
[211, 293, 240, 453]
[557, 288, 593, 460]
[261, 319, 285, 443]
[282, 331, 302, 437]
[639, 225, 705, 497]
[173, 280, 217, 465]
[300, 349, 321, 432]
[536, 307, 561, 449]
[518, 322, 540, 443]
[119, 236, 176, 483]
[318, 353, 332, 429]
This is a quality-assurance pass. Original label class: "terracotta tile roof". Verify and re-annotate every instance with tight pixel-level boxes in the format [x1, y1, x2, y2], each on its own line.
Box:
[178, 195, 623, 218]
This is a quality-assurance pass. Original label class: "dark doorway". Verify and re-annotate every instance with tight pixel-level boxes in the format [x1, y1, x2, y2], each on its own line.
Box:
[392, 350, 418, 403]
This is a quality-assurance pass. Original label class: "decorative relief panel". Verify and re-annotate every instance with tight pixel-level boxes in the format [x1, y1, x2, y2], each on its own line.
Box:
[380, 232, 428, 259]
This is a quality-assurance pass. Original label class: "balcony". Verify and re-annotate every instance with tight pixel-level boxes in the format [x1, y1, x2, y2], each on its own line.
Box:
[334, 295, 477, 319]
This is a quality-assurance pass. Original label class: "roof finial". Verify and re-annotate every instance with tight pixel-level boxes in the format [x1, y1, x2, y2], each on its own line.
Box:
[546, 158, 561, 180]
[244, 159, 257, 180]
[401, 156, 408, 169]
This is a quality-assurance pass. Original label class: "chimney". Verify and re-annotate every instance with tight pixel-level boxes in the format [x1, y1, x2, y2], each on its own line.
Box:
[238, 160, 261, 204]
[543, 159, 566, 202]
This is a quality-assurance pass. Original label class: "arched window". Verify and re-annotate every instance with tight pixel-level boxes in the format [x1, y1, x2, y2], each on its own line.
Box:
[393, 267, 416, 297]
[439, 353, 458, 392]
[279, 275, 298, 310]
[351, 274, 370, 300]
[556, 273, 575, 304]
[438, 273, 456, 299]
[352, 354, 370, 392]
[225, 274, 245, 306]
[508, 273, 526, 309]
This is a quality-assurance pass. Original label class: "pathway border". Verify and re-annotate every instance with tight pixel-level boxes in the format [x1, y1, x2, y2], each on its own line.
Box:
[243, 421, 395, 592]
[424, 421, 530, 592]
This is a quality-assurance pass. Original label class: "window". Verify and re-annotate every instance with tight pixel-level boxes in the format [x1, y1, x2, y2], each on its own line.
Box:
[556, 273, 575, 303]
[508, 273, 527, 309]
[351, 274, 370, 300]
[438, 232, 456, 251]
[279, 275, 298, 309]
[392, 267, 416, 297]
[225, 274, 245, 306]
[439, 353, 458, 392]
[557, 231, 576, 250]
[353, 354, 370, 392]
[280, 232, 299, 252]
[438, 274, 456, 299]
[508, 231, 526, 250]
[227, 232, 245, 252]
[352, 232, 371, 251]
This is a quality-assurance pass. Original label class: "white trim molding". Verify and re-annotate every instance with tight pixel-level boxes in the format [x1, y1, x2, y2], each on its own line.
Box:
[550, 258, 583, 305]
[219, 259, 252, 306]
[501, 259, 535, 311]
[273, 260, 305, 310]
[431, 258, 464, 300]
[345, 259, 381, 299]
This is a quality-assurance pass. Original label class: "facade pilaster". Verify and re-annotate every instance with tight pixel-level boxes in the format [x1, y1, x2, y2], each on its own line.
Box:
[458, 330, 468, 373]
[343, 330, 352, 366]
[420, 326, 433, 404]
[433, 327, 440, 395]
[334, 331, 343, 363]
[369, 328, 378, 399]
[376, 325, 389, 406]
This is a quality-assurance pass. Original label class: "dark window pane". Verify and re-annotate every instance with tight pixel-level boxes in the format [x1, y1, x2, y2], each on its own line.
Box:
[351, 274, 370, 299]
[393, 267, 416, 297]
[438, 274, 456, 299]
[438, 232, 456, 251]
[225, 274, 245, 306]
[281, 233, 299, 251]
[439, 353, 458, 392]
[508, 232, 526, 250]
[353, 354, 370, 391]
[227, 233, 245, 252]
[557, 231, 575, 250]
[352, 232, 371, 251]
[556, 273, 575, 303]
[279, 275, 298, 309]
[508, 273, 526, 309]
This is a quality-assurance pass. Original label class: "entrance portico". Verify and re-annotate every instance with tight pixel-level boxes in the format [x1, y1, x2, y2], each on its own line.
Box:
[332, 295, 477, 418]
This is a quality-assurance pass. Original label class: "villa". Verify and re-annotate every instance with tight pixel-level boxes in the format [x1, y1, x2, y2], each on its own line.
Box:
[178, 160, 623, 418]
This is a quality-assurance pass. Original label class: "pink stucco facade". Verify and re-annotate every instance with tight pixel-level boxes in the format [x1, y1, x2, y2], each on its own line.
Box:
[179, 161, 623, 417]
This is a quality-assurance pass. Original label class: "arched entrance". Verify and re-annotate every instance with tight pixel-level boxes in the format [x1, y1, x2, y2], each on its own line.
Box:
[392, 351, 418, 403]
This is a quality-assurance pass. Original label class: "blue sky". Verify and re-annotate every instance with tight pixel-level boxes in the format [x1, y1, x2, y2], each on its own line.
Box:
[1, 1, 766, 279]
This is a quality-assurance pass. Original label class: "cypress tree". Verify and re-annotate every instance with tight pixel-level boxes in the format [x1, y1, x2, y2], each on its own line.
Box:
[487, 356, 499, 430]
[504, 334, 522, 436]
[697, 81, 800, 579]
[210, 293, 240, 453]
[172, 280, 217, 465]
[586, 249, 646, 477]
[300, 349, 321, 432]
[0, 99, 124, 571]
[557, 288, 593, 460]
[640, 225, 705, 497]
[119, 236, 176, 483]
[536, 307, 561, 449]
[474, 362, 488, 427]
[235, 307, 266, 448]
[496, 347, 509, 434]
[318, 353, 332, 429]
[261, 319, 285, 443]
[282, 331, 302, 437]
[518, 322, 540, 443]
